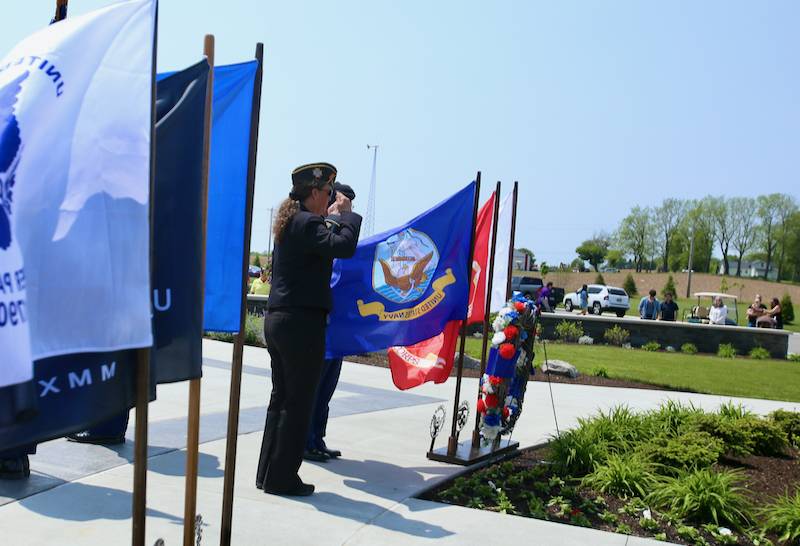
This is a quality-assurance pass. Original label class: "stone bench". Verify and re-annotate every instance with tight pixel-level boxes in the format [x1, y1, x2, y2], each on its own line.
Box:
[539, 312, 791, 359]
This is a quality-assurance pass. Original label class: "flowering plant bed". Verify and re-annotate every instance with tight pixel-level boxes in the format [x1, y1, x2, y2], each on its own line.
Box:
[421, 403, 800, 545]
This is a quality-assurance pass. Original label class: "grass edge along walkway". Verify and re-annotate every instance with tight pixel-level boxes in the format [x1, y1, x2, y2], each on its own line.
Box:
[465, 338, 800, 404]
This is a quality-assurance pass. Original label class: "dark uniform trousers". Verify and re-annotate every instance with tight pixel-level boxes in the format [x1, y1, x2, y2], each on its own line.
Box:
[257, 307, 327, 490]
[306, 357, 343, 450]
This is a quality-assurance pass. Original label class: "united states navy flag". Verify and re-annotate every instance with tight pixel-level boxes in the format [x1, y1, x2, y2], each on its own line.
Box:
[325, 182, 476, 358]
[151, 59, 209, 384]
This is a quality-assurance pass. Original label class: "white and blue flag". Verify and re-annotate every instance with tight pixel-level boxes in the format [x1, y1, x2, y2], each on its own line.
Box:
[0, 0, 155, 424]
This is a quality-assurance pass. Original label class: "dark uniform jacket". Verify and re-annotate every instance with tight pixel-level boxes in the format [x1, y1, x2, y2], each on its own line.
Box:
[267, 206, 362, 312]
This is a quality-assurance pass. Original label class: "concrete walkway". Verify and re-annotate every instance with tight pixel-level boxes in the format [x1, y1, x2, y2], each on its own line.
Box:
[0, 339, 797, 545]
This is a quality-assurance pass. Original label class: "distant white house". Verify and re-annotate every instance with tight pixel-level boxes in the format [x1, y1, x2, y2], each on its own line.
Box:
[719, 259, 778, 281]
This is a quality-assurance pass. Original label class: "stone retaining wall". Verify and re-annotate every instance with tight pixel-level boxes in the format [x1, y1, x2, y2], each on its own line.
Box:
[539, 312, 790, 359]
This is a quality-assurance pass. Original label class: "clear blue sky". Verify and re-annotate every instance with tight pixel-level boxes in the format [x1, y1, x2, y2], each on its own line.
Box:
[3, 1, 798, 263]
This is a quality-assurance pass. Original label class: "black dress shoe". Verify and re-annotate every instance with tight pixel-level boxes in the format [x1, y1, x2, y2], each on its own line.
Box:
[0, 456, 30, 480]
[263, 481, 315, 497]
[319, 446, 341, 458]
[67, 431, 126, 446]
[302, 448, 329, 462]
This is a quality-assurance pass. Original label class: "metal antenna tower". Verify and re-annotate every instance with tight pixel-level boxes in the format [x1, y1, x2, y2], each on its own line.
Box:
[365, 144, 379, 237]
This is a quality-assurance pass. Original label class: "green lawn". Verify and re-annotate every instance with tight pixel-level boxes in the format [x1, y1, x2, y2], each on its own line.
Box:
[464, 338, 800, 403]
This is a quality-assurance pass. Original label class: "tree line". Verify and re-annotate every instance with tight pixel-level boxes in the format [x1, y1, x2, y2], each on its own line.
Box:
[573, 194, 799, 280]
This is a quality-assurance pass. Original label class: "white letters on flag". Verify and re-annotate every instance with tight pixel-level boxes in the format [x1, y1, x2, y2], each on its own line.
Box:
[490, 192, 514, 313]
[0, 0, 155, 370]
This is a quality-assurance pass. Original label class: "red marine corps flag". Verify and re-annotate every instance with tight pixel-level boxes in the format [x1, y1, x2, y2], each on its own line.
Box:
[388, 191, 496, 390]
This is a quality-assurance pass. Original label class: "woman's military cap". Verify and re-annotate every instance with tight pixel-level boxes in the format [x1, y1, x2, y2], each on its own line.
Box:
[291, 162, 337, 189]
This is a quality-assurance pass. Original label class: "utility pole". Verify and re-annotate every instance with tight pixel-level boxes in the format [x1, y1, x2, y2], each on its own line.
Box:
[365, 144, 379, 237]
[686, 227, 695, 298]
[267, 207, 274, 255]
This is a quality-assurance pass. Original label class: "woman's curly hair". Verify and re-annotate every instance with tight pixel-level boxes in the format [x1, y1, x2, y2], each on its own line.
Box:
[272, 183, 318, 242]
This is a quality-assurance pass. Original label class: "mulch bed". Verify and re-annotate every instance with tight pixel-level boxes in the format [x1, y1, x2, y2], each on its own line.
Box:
[347, 351, 673, 392]
[420, 444, 800, 546]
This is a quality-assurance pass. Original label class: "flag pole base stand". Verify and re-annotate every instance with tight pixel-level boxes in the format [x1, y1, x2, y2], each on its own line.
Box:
[426, 438, 519, 466]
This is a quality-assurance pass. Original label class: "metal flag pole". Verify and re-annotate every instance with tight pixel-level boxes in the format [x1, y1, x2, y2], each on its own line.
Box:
[132, 3, 159, 545]
[444, 172, 481, 457]
[181, 34, 215, 546]
[52, 0, 68, 22]
[505, 181, 518, 300]
[220, 42, 264, 546]
[471, 181, 501, 447]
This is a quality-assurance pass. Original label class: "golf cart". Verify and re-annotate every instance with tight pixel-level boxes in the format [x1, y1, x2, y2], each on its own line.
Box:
[684, 292, 739, 326]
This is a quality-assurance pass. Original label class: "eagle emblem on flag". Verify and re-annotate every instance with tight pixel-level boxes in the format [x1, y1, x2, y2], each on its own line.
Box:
[0, 71, 28, 251]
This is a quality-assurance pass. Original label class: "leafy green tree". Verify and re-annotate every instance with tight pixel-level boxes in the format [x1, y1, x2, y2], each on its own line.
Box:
[654, 198, 687, 273]
[576, 236, 610, 272]
[729, 197, 759, 277]
[623, 273, 637, 296]
[756, 194, 793, 280]
[570, 258, 586, 272]
[708, 196, 735, 275]
[606, 249, 625, 268]
[781, 294, 794, 324]
[662, 275, 677, 297]
[540, 262, 550, 276]
[616, 207, 657, 273]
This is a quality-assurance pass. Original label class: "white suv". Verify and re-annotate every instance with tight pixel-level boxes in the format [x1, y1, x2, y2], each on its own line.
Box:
[563, 284, 630, 317]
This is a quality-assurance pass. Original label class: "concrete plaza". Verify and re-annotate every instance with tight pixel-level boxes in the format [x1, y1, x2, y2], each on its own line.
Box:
[0, 339, 796, 545]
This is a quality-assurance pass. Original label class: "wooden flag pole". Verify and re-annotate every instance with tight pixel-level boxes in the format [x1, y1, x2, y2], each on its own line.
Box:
[181, 34, 215, 546]
[471, 181, 502, 446]
[219, 42, 264, 546]
[505, 182, 519, 300]
[53, 0, 68, 22]
[445, 172, 481, 457]
[132, 4, 159, 546]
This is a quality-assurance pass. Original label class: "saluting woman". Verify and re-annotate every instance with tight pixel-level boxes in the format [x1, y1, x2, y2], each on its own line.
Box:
[256, 162, 361, 496]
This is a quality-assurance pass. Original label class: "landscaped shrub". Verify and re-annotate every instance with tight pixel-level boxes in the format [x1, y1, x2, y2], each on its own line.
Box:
[603, 325, 630, 346]
[717, 402, 754, 420]
[592, 367, 609, 378]
[642, 400, 703, 438]
[589, 406, 649, 452]
[769, 409, 800, 448]
[623, 273, 637, 296]
[681, 342, 698, 355]
[760, 491, 800, 544]
[642, 341, 661, 352]
[206, 313, 265, 347]
[789, 353, 800, 362]
[662, 275, 677, 298]
[647, 469, 752, 528]
[582, 454, 660, 498]
[638, 431, 724, 470]
[555, 320, 584, 343]
[749, 347, 771, 360]
[595, 273, 606, 285]
[683, 413, 788, 457]
[548, 426, 609, 477]
[741, 417, 789, 456]
[717, 343, 737, 359]
[781, 293, 795, 324]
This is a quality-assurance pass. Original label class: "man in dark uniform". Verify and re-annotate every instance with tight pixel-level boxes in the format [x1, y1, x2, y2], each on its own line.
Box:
[256, 163, 361, 496]
[303, 182, 356, 462]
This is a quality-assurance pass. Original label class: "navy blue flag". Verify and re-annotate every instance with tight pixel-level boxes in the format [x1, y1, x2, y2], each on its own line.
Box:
[0, 352, 139, 450]
[325, 182, 476, 358]
[158, 61, 258, 333]
[151, 59, 209, 384]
